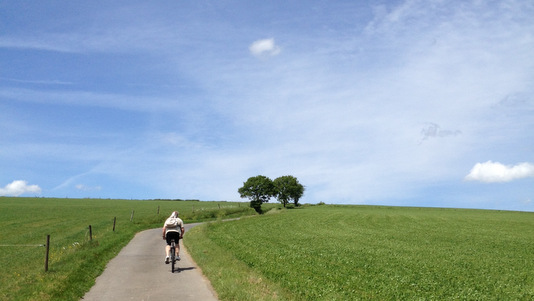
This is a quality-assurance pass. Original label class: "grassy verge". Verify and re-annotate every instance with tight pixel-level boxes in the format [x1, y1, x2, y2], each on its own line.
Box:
[0, 197, 260, 301]
[186, 205, 534, 300]
[184, 219, 292, 300]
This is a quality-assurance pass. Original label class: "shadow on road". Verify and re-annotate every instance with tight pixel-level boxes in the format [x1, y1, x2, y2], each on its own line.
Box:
[172, 266, 196, 273]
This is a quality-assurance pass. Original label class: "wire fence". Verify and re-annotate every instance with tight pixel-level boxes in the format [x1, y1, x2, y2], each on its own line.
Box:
[2, 204, 244, 273]
[1, 218, 116, 272]
[3, 207, 162, 272]
[0, 244, 45, 247]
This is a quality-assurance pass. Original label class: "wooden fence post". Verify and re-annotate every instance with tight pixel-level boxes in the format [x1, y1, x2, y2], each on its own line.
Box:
[130, 210, 135, 222]
[113, 217, 116, 232]
[89, 225, 92, 241]
[45, 234, 50, 272]
[157, 206, 160, 215]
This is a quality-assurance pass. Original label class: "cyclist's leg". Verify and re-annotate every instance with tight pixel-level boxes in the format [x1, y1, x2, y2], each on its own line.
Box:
[165, 233, 172, 255]
[165, 233, 172, 263]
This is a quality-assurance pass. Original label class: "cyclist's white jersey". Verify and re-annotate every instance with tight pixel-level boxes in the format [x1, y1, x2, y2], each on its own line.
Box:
[164, 217, 183, 235]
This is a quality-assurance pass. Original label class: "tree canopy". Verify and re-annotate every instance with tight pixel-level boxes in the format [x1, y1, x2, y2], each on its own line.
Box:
[238, 175, 275, 213]
[238, 175, 305, 212]
[273, 175, 305, 207]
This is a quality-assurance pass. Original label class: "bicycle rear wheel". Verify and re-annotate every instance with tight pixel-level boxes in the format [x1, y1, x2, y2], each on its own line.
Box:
[170, 240, 176, 273]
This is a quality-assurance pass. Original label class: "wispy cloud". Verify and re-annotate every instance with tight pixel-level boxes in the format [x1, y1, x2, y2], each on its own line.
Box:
[420, 123, 461, 143]
[0, 17, 182, 54]
[0, 77, 73, 85]
[75, 184, 102, 192]
[0, 87, 194, 113]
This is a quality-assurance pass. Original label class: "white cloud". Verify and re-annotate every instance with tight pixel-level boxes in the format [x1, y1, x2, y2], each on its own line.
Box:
[0, 180, 42, 196]
[465, 161, 534, 183]
[249, 38, 281, 57]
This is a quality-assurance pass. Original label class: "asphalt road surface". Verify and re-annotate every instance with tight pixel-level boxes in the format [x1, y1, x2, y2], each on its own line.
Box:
[81, 223, 218, 301]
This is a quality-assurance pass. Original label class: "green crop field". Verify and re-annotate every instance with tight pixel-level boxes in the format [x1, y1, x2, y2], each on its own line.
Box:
[0, 197, 258, 301]
[185, 205, 534, 300]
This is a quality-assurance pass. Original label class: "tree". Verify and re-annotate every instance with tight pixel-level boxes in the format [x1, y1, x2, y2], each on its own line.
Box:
[238, 175, 275, 213]
[273, 175, 305, 207]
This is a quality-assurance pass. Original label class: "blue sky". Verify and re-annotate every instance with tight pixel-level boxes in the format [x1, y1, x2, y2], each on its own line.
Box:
[1, 0, 533, 211]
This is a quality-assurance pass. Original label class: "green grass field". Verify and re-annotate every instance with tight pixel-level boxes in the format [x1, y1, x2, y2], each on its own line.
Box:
[0, 197, 258, 301]
[185, 205, 534, 300]
[2, 198, 533, 300]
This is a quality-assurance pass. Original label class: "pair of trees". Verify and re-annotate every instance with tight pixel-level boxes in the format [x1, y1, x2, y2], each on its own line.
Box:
[238, 175, 305, 213]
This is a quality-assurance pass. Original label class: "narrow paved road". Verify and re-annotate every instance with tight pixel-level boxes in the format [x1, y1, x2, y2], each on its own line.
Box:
[81, 223, 218, 301]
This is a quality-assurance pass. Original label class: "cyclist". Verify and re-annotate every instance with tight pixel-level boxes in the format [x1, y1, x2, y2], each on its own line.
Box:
[162, 211, 185, 264]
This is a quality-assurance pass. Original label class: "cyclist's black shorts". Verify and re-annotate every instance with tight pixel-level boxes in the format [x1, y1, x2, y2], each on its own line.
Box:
[165, 231, 181, 245]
